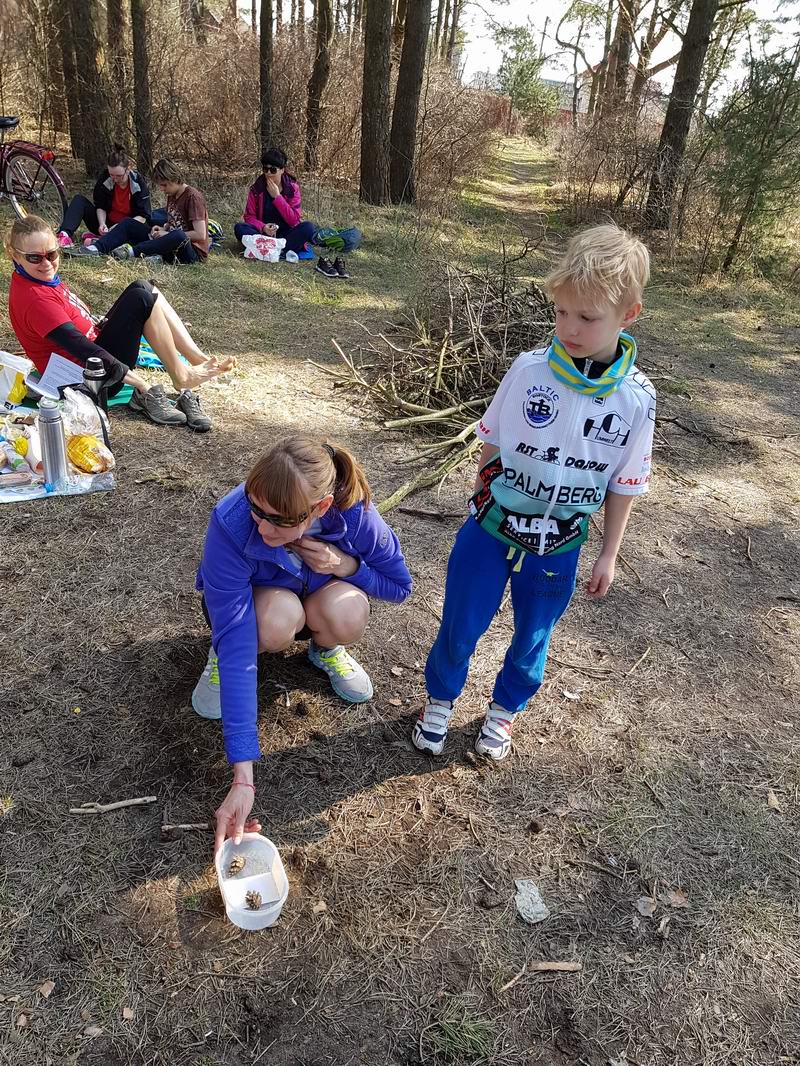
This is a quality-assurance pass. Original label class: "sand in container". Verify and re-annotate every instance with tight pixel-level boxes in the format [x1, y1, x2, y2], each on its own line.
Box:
[215, 833, 289, 930]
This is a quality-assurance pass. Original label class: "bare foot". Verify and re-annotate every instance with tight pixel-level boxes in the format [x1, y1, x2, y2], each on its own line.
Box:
[181, 356, 237, 390]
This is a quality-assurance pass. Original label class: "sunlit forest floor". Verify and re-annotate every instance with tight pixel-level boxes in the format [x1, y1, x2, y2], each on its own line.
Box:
[1, 138, 799, 1066]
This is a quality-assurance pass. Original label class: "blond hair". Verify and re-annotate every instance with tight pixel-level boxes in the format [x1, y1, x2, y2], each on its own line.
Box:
[4, 214, 55, 259]
[544, 224, 650, 307]
[245, 435, 372, 521]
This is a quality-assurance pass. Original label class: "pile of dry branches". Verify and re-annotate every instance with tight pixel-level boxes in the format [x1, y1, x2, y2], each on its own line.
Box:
[326, 252, 555, 512]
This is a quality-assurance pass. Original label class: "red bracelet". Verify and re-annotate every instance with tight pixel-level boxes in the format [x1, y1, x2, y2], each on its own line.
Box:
[233, 781, 255, 792]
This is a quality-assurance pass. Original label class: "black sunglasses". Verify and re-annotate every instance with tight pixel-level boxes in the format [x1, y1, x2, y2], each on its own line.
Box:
[264, 165, 281, 174]
[15, 247, 60, 264]
[247, 492, 311, 528]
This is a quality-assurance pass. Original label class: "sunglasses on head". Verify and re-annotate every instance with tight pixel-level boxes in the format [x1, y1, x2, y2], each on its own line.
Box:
[15, 248, 60, 264]
[264, 165, 281, 174]
[247, 492, 311, 528]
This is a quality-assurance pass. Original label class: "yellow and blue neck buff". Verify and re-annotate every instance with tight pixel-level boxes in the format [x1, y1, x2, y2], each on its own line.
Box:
[548, 331, 636, 398]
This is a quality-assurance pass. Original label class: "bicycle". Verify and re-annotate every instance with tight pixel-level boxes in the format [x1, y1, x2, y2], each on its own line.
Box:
[0, 116, 68, 232]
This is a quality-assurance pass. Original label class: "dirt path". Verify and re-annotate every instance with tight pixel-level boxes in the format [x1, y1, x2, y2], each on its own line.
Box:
[2, 142, 799, 1066]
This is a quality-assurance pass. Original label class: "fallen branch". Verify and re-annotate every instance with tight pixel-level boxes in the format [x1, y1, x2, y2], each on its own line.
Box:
[70, 796, 157, 815]
[396, 507, 465, 520]
[377, 441, 480, 515]
[500, 960, 582, 993]
[161, 822, 211, 834]
[625, 645, 652, 676]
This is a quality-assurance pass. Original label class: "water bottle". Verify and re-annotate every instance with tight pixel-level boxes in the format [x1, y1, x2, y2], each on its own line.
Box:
[285, 250, 299, 264]
[83, 356, 108, 411]
[38, 398, 69, 492]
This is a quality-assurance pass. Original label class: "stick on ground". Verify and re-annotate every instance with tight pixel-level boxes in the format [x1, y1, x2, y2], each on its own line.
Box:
[69, 796, 157, 815]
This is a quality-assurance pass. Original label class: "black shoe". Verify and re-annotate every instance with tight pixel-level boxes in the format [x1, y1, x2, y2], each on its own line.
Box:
[333, 257, 349, 279]
[315, 257, 338, 278]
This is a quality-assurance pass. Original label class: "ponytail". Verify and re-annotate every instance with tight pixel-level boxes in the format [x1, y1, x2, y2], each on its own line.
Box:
[330, 444, 372, 511]
[245, 435, 372, 521]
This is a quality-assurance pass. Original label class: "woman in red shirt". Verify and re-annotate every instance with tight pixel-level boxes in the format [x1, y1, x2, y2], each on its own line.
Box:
[6, 215, 235, 431]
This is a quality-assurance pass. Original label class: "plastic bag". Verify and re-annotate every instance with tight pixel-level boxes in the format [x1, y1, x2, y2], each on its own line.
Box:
[241, 233, 286, 263]
[61, 387, 115, 472]
[0, 351, 34, 413]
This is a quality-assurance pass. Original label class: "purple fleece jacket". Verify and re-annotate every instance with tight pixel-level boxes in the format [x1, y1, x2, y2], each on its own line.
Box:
[196, 483, 413, 764]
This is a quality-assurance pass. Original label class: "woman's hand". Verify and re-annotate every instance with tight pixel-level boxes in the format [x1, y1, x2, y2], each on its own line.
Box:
[585, 552, 616, 599]
[266, 179, 281, 198]
[262, 222, 279, 236]
[98, 223, 109, 236]
[293, 537, 359, 577]
[214, 779, 262, 853]
[150, 225, 167, 238]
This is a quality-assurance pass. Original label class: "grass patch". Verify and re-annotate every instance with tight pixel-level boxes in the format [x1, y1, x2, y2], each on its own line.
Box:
[424, 999, 497, 1064]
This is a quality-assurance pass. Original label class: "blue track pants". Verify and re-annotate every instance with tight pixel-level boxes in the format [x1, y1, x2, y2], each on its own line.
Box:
[424, 517, 580, 713]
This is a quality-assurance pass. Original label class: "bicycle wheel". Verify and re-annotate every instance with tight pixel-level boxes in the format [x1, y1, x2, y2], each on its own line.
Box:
[5, 148, 68, 231]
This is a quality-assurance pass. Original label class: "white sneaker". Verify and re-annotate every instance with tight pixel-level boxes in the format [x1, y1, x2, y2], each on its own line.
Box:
[308, 642, 373, 702]
[474, 701, 514, 760]
[192, 647, 221, 719]
[411, 697, 454, 756]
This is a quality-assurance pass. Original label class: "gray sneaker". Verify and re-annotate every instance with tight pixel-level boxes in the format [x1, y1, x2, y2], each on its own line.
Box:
[112, 243, 134, 260]
[64, 244, 100, 258]
[192, 647, 221, 719]
[176, 389, 211, 432]
[129, 384, 187, 426]
[308, 642, 373, 703]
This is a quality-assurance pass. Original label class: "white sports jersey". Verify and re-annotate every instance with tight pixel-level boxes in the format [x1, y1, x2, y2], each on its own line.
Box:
[471, 347, 655, 556]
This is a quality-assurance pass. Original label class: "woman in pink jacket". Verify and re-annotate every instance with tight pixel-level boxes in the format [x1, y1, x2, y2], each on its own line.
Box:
[234, 148, 318, 257]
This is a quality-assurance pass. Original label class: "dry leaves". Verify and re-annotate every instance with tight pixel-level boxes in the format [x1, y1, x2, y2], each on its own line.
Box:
[660, 887, 689, 909]
[563, 689, 581, 701]
[388, 697, 403, 707]
[312, 900, 328, 914]
[84, 1024, 103, 1038]
[122, 1006, 134, 1021]
[767, 788, 782, 812]
[16, 1013, 29, 1029]
[636, 896, 657, 917]
[390, 665, 403, 676]
[37, 979, 55, 999]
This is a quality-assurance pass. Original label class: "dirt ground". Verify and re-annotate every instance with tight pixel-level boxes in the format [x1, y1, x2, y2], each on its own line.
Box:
[1, 139, 799, 1066]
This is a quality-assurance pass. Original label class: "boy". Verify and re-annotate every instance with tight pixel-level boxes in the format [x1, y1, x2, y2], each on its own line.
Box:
[412, 224, 655, 761]
[112, 159, 210, 265]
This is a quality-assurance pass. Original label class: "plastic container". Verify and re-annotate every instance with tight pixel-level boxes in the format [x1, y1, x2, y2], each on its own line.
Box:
[215, 833, 288, 930]
[285, 250, 299, 264]
[38, 398, 69, 492]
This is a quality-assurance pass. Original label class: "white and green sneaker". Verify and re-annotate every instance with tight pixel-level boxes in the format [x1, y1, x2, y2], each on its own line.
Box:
[308, 642, 373, 703]
[192, 647, 221, 719]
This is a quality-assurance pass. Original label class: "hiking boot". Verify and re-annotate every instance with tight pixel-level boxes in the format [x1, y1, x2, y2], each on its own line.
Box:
[57, 230, 73, 248]
[474, 701, 515, 761]
[128, 384, 187, 426]
[112, 243, 134, 260]
[192, 647, 221, 719]
[176, 389, 212, 432]
[333, 257, 349, 279]
[314, 257, 338, 278]
[411, 697, 454, 756]
[308, 642, 373, 703]
[64, 243, 100, 258]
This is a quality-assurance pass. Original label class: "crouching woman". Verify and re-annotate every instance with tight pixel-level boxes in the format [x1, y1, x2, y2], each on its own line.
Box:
[193, 435, 413, 849]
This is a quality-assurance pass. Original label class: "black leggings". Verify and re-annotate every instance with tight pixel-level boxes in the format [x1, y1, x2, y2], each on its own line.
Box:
[62, 194, 101, 237]
[95, 280, 158, 396]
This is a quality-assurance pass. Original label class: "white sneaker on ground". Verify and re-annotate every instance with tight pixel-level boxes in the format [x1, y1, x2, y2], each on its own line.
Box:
[474, 701, 514, 760]
[192, 647, 221, 719]
[308, 642, 373, 702]
[411, 696, 454, 756]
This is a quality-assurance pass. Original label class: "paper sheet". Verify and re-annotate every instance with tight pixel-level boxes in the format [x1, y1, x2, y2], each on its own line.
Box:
[25, 353, 83, 399]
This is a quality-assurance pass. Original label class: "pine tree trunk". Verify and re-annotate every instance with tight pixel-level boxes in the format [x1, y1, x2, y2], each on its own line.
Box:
[276, 0, 283, 30]
[360, 0, 392, 203]
[445, 0, 458, 62]
[107, 0, 131, 142]
[260, 0, 274, 147]
[67, 0, 107, 175]
[439, 0, 450, 58]
[252, 0, 258, 32]
[644, 0, 719, 229]
[612, 0, 636, 106]
[130, 0, 154, 174]
[390, 0, 432, 202]
[392, 0, 408, 56]
[299, 0, 306, 42]
[306, 0, 333, 168]
[56, 4, 84, 156]
[44, 0, 68, 134]
[433, 0, 445, 52]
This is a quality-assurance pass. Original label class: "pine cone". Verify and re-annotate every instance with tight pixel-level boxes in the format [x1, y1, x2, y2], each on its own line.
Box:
[227, 854, 246, 877]
[245, 890, 262, 911]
